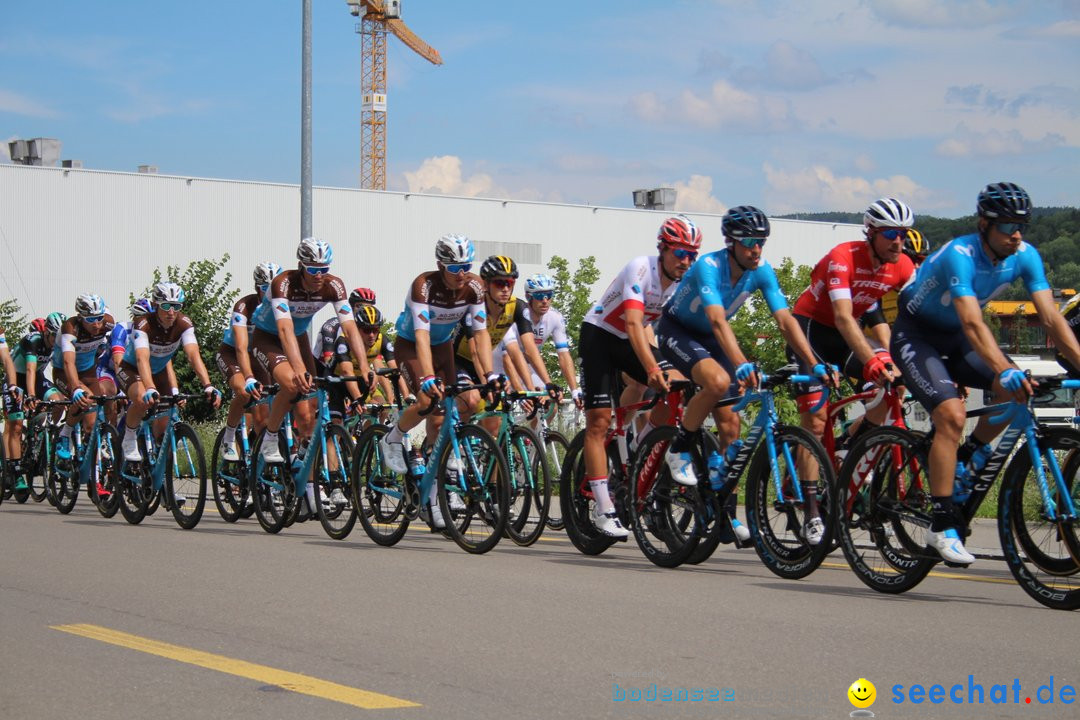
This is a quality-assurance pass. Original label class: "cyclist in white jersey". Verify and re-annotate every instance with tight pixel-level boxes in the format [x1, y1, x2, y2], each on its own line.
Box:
[577, 215, 698, 537]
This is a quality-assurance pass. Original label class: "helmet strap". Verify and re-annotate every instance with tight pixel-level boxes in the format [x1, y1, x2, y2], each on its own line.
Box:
[977, 220, 1008, 264]
[728, 244, 752, 274]
[866, 231, 889, 266]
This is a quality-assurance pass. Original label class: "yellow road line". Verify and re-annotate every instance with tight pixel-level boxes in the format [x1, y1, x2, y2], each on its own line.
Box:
[818, 561, 1017, 586]
[51, 624, 419, 710]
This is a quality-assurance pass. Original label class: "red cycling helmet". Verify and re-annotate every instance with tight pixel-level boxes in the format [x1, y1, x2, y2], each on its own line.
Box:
[657, 214, 703, 250]
[349, 287, 376, 306]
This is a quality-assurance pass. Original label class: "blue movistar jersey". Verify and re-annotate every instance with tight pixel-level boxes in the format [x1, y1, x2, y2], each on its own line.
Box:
[899, 233, 1050, 331]
[663, 249, 788, 334]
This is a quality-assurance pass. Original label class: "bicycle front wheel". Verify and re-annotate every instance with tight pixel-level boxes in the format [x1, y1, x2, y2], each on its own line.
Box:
[250, 433, 291, 534]
[211, 427, 249, 523]
[505, 425, 551, 547]
[314, 425, 358, 541]
[438, 424, 510, 554]
[745, 425, 836, 579]
[559, 431, 618, 556]
[628, 425, 703, 568]
[998, 427, 1080, 611]
[89, 424, 121, 519]
[540, 430, 568, 531]
[834, 426, 934, 594]
[352, 424, 411, 546]
[165, 423, 207, 530]
[27, 430, 49, 503]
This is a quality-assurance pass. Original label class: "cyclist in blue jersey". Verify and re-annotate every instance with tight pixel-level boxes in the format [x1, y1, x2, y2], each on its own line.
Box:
[892, 182, 1080, 565]
[94, 298, 155, 426]
[657, 206, 834, 501]
[53, 294, 116, 460]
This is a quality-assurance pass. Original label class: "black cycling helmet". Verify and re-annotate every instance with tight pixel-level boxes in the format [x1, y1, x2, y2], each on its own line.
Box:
[977, 182, 1031, 220]
[902, 229, 931, 263]
[479, 255, 519, 280]
[354, 305, 383, 328]
[721, 205, 770, 242]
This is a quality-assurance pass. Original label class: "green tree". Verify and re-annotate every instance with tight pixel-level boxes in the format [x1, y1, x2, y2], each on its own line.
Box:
[544, 254, 600, 382]
[133, 254, 239, 422]
[0, 298, 26, 384]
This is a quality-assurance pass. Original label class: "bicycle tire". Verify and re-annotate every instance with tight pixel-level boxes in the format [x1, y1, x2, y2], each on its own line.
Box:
[997, 427, 1080, 610]
[627, 425, 704, 568]
[315, 424, 358, 540]
[210, 427, 247, 523]
[52, 448, 80, 515]
[541, 430, 568, 531]
[117, 435, 150, 526]
[89, 424, 121, 519]
[834, 425, 935, 594]
[504, 425, 551, 547]
[559, 431, 618, 556]
[437, 423, 510, 554]
[27, 429, 49, 503]
[352, 424, 411, 546]
[165, 422, 207, 530]
[250, 432, 292, 534]
[744, 425, 835, 579]
[681, 432, 729, 565]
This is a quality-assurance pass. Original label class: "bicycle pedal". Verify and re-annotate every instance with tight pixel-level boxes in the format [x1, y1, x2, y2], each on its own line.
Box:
[942, 560, 970, 569]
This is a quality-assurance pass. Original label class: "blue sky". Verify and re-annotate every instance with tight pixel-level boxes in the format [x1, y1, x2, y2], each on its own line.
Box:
[2, 0, 1078, 217]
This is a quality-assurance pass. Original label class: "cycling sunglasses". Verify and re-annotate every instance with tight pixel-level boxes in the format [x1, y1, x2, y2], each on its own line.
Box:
[877, 228, 908, 241]
[995, 222, 1028, 236]
[735, 237, 767, 248]
[528, 291, 554, 301]
[158, 302, 183, 312]
[671, 248, 699, 261]
[303, 264, 331, 276]
[489, 278, 515, 289]
[81, 314, 105, 323]
[442, 262, 472, 275]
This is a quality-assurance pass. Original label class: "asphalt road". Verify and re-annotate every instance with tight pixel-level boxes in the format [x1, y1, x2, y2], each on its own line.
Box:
[1, 498, 1076, 720]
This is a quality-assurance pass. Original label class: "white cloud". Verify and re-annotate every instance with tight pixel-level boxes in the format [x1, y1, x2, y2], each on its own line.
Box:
[734, 41, 832, 91]
[867, 0, 1013, 28]
[669, 175, 727, 214]
[1025, 19, 1080, 37]
[628, 80, 796, 132]
[762, 163, 943, 214]
[935, 124, 1066, 157]
[0, 135, 14, 163]
[0, 88, 57, 118]
[403, 155, 502, 198]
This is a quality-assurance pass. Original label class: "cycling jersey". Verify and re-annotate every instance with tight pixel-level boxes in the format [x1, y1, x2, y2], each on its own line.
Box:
[663, 249, 788, 333]
[899, 233, 1049, 331]
[793, 241, 914, 327]
[52, 314, 116, 373]
[96, 321, 130, 376]
[11, 331, 48, 374]
[395, 271, 486, 346]
[252, 270, 351, 336]
[222, 293, 260, 347]
[121, 313, 197, 374]
[455, 297, 532, 365]
[322, 321, 395, 375]
[583, 255, 679, 339]
[504, 306, 570, 353]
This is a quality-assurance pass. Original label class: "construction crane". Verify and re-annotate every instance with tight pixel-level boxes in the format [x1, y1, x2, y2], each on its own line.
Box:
[346, 0, 442, 190]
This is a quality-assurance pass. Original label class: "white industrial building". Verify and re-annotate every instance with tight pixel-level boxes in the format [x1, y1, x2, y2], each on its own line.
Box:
[0, 164, 861, 326]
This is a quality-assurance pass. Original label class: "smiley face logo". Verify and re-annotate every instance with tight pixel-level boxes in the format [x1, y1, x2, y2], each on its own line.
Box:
[848, 678, 876, 709]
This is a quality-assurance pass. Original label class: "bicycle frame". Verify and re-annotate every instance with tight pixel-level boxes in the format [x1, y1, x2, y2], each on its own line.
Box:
[121, 401, 187, 495]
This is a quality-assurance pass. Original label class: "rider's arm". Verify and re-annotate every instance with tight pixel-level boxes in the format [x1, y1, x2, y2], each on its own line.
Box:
[336, 358, 365, 401]
[704, 304, 749, 368]
[0, 341, 16, 388]
[518, 330, 552, 386]
[624, 306, 659, 374]
[60, 331, 83, 391]
[832, 298, 880, 365]
[954, 295, 1012, 376]
[1032, 288, 1080, 371]
[557, 348, 578, 393]
[232, 322, 257, 381]
[179, 326, 213, 387]
[471, 327, 495, 379]
[26, 357, 38, 398]
[501, 342, 528, 392]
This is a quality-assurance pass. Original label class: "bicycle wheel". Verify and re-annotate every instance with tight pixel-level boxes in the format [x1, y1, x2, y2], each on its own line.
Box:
[211, 427, 248, 523]
[998, 427, 1080, 610]
[352, 424, 412, 546]
[437, 424, 510, 554]
[680, 432, 730, 565]
[541, 430, 568, 531]
[164, 423, 207, 530]
[745, 425, 836, 580]
[627, 425, 703, 568]
[834, 426, 935, 593]
[117, 440, 151, 526]
[559, 431, 619, 556]
[314, 424, 358, 540]
[504, 425, 550, 547]
[26, 430, 49, 503]
[89, 424, 121, 519]
[250, 433, 292, 534]
[52, 446, 80, 515]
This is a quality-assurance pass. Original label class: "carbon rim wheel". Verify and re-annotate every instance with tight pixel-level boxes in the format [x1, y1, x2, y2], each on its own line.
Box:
[315, 425, 358, 540]
[437, 424, 510, 554]
[352, 424, 411, 546]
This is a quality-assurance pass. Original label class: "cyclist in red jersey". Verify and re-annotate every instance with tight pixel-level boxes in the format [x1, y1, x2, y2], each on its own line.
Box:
[786, 198, 916, 543]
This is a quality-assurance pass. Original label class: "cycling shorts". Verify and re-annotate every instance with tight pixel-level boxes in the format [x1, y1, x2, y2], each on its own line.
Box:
[788, 313, 882, 398]
[655, 315, 737, 398]
[578, 322, 668, 411]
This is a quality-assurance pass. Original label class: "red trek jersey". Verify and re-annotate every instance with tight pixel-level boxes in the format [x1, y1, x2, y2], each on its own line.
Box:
[793, 241, 914, 327]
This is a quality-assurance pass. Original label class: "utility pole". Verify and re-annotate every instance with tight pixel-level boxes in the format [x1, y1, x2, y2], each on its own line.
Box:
[301, 0, 313, 240]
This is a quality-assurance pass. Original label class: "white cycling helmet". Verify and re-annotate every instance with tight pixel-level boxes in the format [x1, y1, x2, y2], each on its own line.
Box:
[525, 274, 556, 296]
[152, 282, 186, 305]
[434, 234, 475, 265]
[253, 261, 283, 286]
[864, 198, 914, 229]
[297, 237, 333, 265]
[74, 293, 107, 317]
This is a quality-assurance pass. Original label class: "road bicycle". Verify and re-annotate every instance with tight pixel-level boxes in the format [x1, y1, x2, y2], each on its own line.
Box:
[50, 396, 123, 517]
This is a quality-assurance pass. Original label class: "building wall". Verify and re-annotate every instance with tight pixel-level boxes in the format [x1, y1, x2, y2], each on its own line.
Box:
[0, 164, 861, 324]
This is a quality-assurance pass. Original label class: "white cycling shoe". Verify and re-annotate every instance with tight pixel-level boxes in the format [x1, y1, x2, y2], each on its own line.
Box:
[926, 528, 976, 565]
[663, 449, 698, 486]
[731, 517, 751, 543]
[591, 506, 629, 538]
[801, 517, 825, 546]
[379, 435, 408, 475]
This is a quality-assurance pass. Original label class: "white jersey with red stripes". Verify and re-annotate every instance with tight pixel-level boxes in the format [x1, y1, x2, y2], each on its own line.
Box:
[582, 255, 677, 340]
